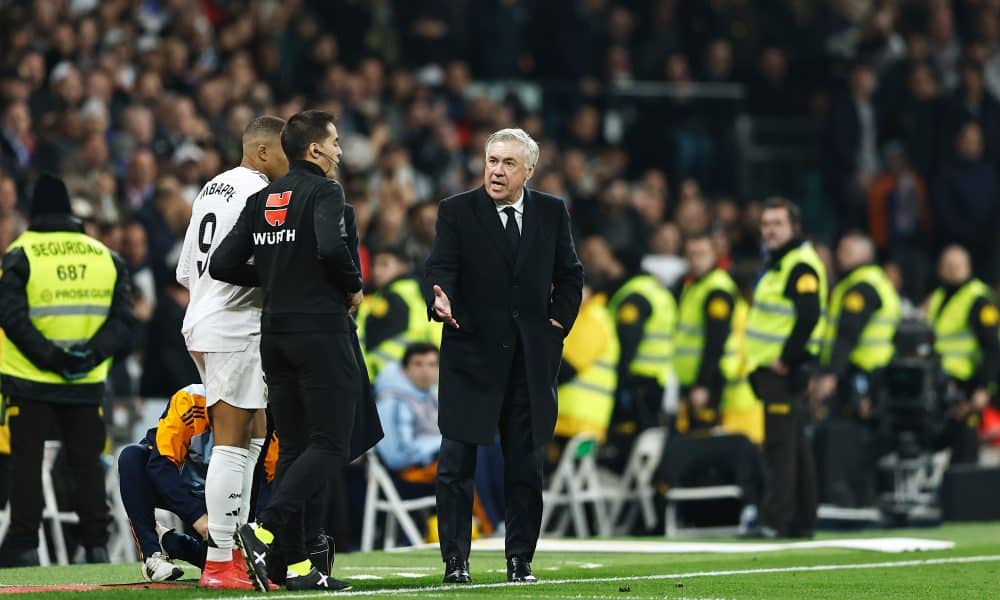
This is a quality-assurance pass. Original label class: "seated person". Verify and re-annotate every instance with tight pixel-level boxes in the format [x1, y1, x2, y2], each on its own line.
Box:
[375, 343, 503, 535]
[118, 384, 277, 582]
[117, 384, 212, 581]
[374, 344, 442, 475]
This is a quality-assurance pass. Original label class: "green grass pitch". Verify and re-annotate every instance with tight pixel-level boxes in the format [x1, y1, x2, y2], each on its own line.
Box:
[1, 523, 998, 598]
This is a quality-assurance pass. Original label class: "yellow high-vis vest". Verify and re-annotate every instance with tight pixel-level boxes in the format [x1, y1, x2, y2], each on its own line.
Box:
[0, 231, 116, 384]
[719, 301, 763, 444]
[607, 274, 676, 386]
[821, 265, 901, 371]
[674, 268, 740, 387]
[927, 279, 996, 382]
[357, 277, 442, 380]
[744, 242, 828, 371]
[555, 294, 619, 442]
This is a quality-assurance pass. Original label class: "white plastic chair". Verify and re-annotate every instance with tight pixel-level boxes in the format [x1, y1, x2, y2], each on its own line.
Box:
[360, 452, 436, 551]
[540, 434, 611, 538]
[39, 440, 81, 566]
[604, 427, 667, 534]
[663, 484, 743, 538]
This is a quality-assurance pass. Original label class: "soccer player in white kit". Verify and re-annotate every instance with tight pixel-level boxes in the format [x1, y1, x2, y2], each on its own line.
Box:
[176, 116, 288, 590]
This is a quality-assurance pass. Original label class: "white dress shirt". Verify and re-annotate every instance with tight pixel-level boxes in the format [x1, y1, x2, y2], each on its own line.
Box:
[495, 189, 525, 233]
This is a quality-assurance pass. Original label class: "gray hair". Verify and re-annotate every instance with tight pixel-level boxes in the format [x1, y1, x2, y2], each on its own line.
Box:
[484, 128, 540, 169]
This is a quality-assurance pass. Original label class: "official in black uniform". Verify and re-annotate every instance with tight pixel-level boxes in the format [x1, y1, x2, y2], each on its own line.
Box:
[211, 110, 362, 592]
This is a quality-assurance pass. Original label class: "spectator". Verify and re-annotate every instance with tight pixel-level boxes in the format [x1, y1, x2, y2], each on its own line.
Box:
[933, 123, 999, 280]
[748, 46, 802, 116]
[889, 61, 942, 179]
[0, 100, 33, 180]
[641, 221, 687, 288]
[139, 281, 199, 399]
[374, 344, 441, 472]
[942, 58, 1000, 166]
[825, 61, 879, 233]
[867, 143, 933, 301]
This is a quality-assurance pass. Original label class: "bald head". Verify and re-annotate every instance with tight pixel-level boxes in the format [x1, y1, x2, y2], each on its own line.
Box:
[836, 232, 875, 274]
[938, 245, 972, 286]
[242, 115, 288, 181]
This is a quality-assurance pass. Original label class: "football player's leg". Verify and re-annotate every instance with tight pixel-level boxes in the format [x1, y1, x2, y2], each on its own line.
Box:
[240, 409, 268, 525]
[205, 399, 253, 563]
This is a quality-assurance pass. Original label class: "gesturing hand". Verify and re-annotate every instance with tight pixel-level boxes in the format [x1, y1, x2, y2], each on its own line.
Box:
[432, 284, 460, 329]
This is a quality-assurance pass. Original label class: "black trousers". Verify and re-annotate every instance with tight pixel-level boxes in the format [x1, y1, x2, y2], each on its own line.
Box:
[2, 397, 110, 551]
[750, 368, 817, 537]
[436, 341, 544, 562]
[259, 332, 360, 564]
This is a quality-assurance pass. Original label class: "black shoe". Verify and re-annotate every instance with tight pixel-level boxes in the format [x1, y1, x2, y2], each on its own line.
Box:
[507, 556, 537, 583]
[307, 532, 333, 576]
[285, 566, 351, 591]
[443, 556, 471, 583]
[0, 547, 39, 568]
[85, 546, 109, 564]
[234, 523, 271, 592]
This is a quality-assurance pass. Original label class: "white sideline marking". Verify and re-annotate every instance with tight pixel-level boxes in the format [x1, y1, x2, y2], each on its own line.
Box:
[209, 554, 1000, 599]
[401, 536, 955, 554]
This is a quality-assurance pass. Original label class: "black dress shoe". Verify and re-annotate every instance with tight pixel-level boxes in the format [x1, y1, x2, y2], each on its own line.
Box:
[507, 556, 537, 583]
[443, 556, 471, 583]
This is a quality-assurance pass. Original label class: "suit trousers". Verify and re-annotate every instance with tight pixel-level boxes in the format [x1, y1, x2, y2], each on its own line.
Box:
[259, 332, 360, 564]
[750, 368, 818, 537]
[2, 398, 110, 551]
[436, 340, 545, 562]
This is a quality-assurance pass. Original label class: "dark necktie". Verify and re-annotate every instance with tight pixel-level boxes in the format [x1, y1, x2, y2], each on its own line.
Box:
[503, 206, 520, 253]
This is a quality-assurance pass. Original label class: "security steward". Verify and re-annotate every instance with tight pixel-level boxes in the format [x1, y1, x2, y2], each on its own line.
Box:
[211, 109, 363, 592]
[811, 232, 899, 506]
[357, 245, 441, 381]
[813, 232, 900, 416]
[551, 278, 619, 451]
[607, 266, 676, 444]
[673, 231, 739, 435]
[744, 198, 827, 539]
[0, 174, 135, 567]
[924, 244, 999, 464]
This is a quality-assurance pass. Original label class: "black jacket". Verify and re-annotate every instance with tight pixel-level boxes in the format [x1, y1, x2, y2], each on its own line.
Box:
[211, 160, 363, 333]
[0, 215, 136, 404]
[424, 186, 583, 446]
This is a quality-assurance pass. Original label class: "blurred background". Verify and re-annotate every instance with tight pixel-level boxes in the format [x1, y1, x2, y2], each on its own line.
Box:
[3, 0, 1000, 559]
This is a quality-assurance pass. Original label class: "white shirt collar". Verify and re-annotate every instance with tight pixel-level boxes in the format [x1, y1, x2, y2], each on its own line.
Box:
[495, 189, 525, 214]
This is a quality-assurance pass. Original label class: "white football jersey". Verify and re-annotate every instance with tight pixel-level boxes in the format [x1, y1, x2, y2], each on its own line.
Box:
[177, 166, 269, 352]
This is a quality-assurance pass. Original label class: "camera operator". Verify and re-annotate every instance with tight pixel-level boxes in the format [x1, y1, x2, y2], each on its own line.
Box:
[923, 245, 999, 464]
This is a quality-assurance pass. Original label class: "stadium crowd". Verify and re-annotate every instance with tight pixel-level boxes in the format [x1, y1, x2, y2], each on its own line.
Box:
[3, 0, 1000, 565]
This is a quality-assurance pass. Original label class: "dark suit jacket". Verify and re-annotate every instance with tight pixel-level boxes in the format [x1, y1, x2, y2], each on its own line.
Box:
[345, 204, 384, 460]
[424, 186, 583, 446]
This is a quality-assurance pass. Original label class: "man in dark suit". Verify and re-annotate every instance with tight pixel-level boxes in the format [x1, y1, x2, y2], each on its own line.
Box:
[424, 128, 583, 584]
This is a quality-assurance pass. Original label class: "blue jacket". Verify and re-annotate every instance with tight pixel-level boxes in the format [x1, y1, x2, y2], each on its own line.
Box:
[374, 362, 440, 470]
[137, 384, 212, 524]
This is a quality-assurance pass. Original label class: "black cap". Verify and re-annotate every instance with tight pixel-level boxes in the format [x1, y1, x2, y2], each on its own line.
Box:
[29, 173, 72, 218]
